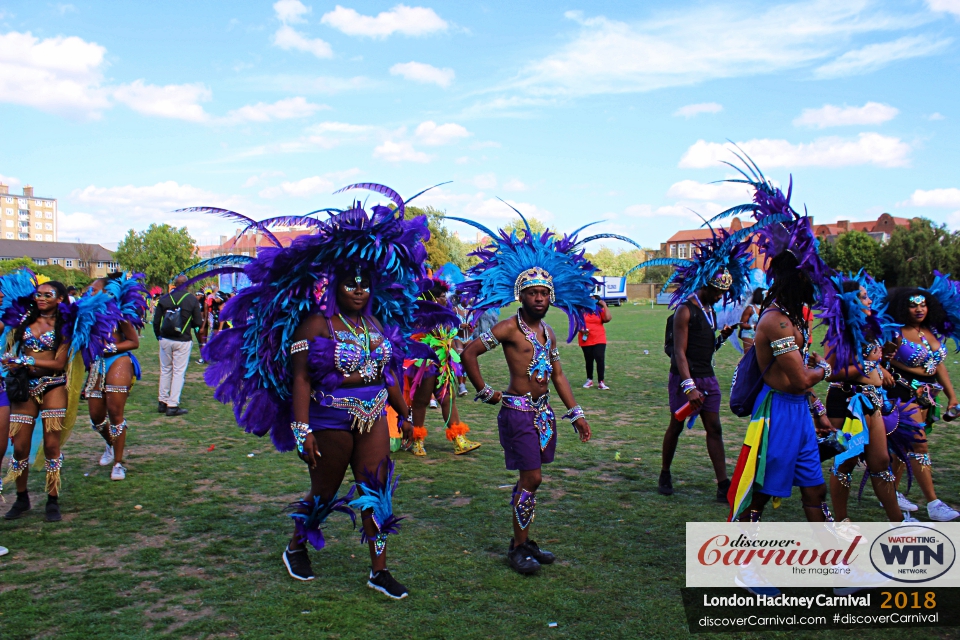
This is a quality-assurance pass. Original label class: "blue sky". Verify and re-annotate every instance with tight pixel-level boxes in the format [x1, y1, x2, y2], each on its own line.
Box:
[1, 0, 959, 250]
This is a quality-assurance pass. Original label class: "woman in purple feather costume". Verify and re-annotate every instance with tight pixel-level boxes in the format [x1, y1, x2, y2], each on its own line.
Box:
[81, 273, 148, 482]
[2, 280, 74, 523]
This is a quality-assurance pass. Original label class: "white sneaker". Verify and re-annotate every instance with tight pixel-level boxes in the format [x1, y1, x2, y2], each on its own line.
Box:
[583, 380, 594, 389]
[0, 545, 8, 557]
[110, 463, 126, 481]
[897, 492, 919, 512]
[927, 499, 960, 521]
[458, 383, 468, 397]
[99, 444, 114, 466]
[902, 512, 921, 523]
[429, 398, 438, 409]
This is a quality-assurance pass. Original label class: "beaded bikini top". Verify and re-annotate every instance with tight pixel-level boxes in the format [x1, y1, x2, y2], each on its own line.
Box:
[332, 321, 391, 384]
[23, 326, 56, 352]
[895, 330, 945, 376]
[516, 311, 559, 383]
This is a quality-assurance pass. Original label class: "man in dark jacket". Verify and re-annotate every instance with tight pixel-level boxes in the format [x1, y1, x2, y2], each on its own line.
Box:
[153, 275, 202, 416]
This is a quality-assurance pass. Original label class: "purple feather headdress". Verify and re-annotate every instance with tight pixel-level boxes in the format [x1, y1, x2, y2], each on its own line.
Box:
[200, 183, 431, 451]
[818, 271, 896, 373]
[926, 271, 960, 351]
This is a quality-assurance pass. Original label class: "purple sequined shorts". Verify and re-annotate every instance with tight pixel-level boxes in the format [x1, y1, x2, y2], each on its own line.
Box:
[309, 384, 387, 432]
[497, 393, 557, 471]
[0, 386, 7, 408]
[668, 372, 721, 416]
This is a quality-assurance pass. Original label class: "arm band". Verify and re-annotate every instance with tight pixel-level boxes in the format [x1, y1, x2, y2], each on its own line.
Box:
[290, 340, 309, 355]
[770, 337, 799, 357]
[479, 331, 499, 351]
[550, 347, 560, 363]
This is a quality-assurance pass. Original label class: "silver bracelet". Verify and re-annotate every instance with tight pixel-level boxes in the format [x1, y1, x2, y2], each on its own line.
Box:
[291, 421, 312, 454]
[290, 340, 309, 355]
[479, 331, 499, 351]
[815, 360, 832, 380]
[474, 384, 500, 404]
[561, 405, 585, 428]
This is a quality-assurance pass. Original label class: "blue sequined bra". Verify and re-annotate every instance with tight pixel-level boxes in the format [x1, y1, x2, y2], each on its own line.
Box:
[23, 326, 56, 352]
[895, 331, 946, 376]
[333, 329, 391, 383]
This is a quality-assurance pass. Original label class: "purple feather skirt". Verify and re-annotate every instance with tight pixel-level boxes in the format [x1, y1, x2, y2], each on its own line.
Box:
[309, 384, 388, 433]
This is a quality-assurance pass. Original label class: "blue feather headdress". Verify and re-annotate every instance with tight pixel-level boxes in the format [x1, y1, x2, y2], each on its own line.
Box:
[926, 271, 960, 351]
[103, 272, 148, 330]
[707, 150, 831, 295]
[625, 222, 760, 309]
[69, 272, 149, 367]
[818, 271, 896, 373]
[447, 205, 626, 342]
[0, 268, 39, 342]
[199, 183, 431, 451]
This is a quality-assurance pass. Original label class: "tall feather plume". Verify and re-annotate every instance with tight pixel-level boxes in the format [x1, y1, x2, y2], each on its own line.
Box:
[927, 271, 960, 351]
[174, 207, 283, 248]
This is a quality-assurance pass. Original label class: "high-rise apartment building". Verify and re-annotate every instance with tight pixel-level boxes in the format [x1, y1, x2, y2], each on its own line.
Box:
[0, 183, 58, 242]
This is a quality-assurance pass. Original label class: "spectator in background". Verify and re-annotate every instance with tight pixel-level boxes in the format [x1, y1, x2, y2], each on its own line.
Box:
[66, 286, 78, 304]
[195, 290, 210, 365]
[579, 295, 612, 389]
[154, 276, 202, 416]
[737, 288, 764, 352]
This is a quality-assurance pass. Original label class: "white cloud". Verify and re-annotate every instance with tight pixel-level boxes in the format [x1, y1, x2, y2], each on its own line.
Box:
[415, 120, 470, 145]
[389, 61, 454, 87]
[814, 35, 951, 78]
[274, 0, 310, 24]
[793, 101, 899, 128]
[273, 24, 333, 59]
[413, 188, 554, 225]
[679, 133, 912, 169]
[623, 203, 703, 223]
[503, 179, 528, 192]
[514, 2, 934, 96]
[455, 156, 470, 165]
[223, 96, 326, 123]
[320, 4, 448, 38]
[242, 171, 285, 188]
[927, 0, 960, 17]
[666, 180, 753, 201]
[306, 121, 375, 134]
[0, 173, 21, 190]
[258, 169, 362, 199]
[0, 30, 109, 118]
[373, 140, 431, 163]
[472, 173, 497, 189]
[902, 188, 960, 208]
[674, 102, 723, 118]
[57, 211, 98, 240]
[113, 80, 212, 122]
[928, 112, 945, 120]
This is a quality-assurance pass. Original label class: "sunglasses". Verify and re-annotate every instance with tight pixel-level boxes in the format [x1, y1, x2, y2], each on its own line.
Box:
[33, 291, 57, 299]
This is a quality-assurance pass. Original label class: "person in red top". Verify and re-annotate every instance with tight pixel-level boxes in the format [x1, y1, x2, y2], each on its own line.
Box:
[578, 296, 612, 389]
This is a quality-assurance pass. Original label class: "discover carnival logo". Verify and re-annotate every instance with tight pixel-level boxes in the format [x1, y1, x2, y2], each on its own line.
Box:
[869, 525, 956, 583]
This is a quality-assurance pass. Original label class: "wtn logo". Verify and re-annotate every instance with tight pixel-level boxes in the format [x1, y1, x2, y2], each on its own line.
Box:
[880, 544, 944, 567]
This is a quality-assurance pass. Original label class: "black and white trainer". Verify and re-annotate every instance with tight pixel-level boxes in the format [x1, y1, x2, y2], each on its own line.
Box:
[282, 547, 315, 581]
[367, 569, 409, 599]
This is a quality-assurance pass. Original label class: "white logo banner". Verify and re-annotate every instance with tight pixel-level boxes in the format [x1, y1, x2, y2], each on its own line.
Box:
[686, 522, 960, 588]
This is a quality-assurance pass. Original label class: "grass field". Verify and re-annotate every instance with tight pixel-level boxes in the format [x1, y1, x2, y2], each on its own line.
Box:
[3, 304, 960, 639]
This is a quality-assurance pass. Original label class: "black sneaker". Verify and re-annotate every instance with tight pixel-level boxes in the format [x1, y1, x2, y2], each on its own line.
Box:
[157, 402, 168, 414]
[520, 540, 555, 565]
[282, 547, 315, 581]
[166, 406, 189, 417]
[367, 569, 409, 599]
[3, 497, 31, 520]
[658, 471, 674, 496]
[507, 540, 541, 574]
[45, 500, 62, 522]
[717, 479, 731, 504]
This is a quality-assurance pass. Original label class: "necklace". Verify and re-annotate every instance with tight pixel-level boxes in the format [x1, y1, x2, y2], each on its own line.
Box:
[339, 313, 370, 352]
[689, 294, 716, 330]
[516, 310, 552, 382]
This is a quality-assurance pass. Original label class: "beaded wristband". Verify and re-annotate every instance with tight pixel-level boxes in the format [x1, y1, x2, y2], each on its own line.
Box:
[680, 378, 697, 395]
[815, 360, 832, 380]
[479, 331, 499, 351]
[561, 405, 585, 427]
[290, 340, 309, 355]
[811, 397, 826, 417]
[13, 356, 36, 367]
[291, 421, 312, 454]
[104, 343, 118, 354]
[474, 384, 500, 404]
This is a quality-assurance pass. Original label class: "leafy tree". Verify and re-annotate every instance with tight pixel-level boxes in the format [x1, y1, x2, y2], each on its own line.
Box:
[584, 247, 647, 284]
[35, 264, 92, 289]
[822, 230, 883, 277]
[406, 205, 474, 271]
[0, 257, 36, 275]
[502, 217, 547, 239]
[880, 219, 955, 287]
[114, 224, 197, 287]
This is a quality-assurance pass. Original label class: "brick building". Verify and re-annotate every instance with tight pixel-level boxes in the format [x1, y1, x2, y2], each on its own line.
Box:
[660, 217, 762, 268]
[812, 213, 916, 244]
[0, 183, 58, 242]
[0, 239, 117, 278]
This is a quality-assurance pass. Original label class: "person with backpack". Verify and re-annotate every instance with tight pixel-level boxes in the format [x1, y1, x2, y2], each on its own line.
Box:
[153, 275, 202, 417]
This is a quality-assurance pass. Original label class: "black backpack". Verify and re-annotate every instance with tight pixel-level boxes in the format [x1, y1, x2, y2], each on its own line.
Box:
[159, 293, 191, 338]
[663, 301, 697, 357]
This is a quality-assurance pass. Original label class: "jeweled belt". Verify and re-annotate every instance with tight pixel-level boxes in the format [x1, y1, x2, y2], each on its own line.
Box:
[502, 392, 555, 451]
[312, 388, 388, 433]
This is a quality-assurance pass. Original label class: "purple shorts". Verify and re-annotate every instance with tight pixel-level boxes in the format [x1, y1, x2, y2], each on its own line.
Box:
[0, 387, 7, 408]
[668, 372, 721, 416]
[309, 384, 387, 432]
[497, 393, 557, 471]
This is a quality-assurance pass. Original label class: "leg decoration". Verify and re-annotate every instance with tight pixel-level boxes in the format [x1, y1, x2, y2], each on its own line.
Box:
[446, 422, 481, 455]
[907, 452, 931, 467]
[44, 454, 64, 495]
[512, 483, 536, 530]
[870, 468, 897, 483]
[91, 418, 111, 443]
[411, 426, 427, 457]
[349, 459, 404, 556]
[108, 420, 127, 439]
[288, 487, 357, 551]
[40, 409, 66, 433]
[802, 502, 834, 522]
[9, 414, 34, 439]
[831, 465, 852, 489]
[105, 385, 131, 394]
[3, 457, 30, 486]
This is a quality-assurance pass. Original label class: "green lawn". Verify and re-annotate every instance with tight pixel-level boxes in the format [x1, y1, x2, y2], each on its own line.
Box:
[2, 304, 960, 639]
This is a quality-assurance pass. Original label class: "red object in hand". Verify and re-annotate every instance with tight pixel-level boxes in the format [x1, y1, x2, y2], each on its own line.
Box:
[673, 402, 695, 422]
[207, 445, 215, 452]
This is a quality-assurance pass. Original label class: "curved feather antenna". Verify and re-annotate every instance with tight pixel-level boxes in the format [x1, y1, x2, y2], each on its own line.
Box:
[623, 257, 690, 279]
[704, 203, 759, 225]
[303, 207, 345, 217]
[717, 212, 792, 252]
[176, 267, 247, 292]
[177, 255, 255, 279]
[443, 215, 498, 241]
[569, 221, 603, 238]
[726, 141, 766, 185]
[690, 208, 715, 232]
[573, 233, 645, 252]
[334, 183, 404, 218]
[719, 160, 756, 184]
[495, 197, 532, 236]
[177, 207, 282, 248]
[245, 215, 326, 231]
[404, 181, 453, 206]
